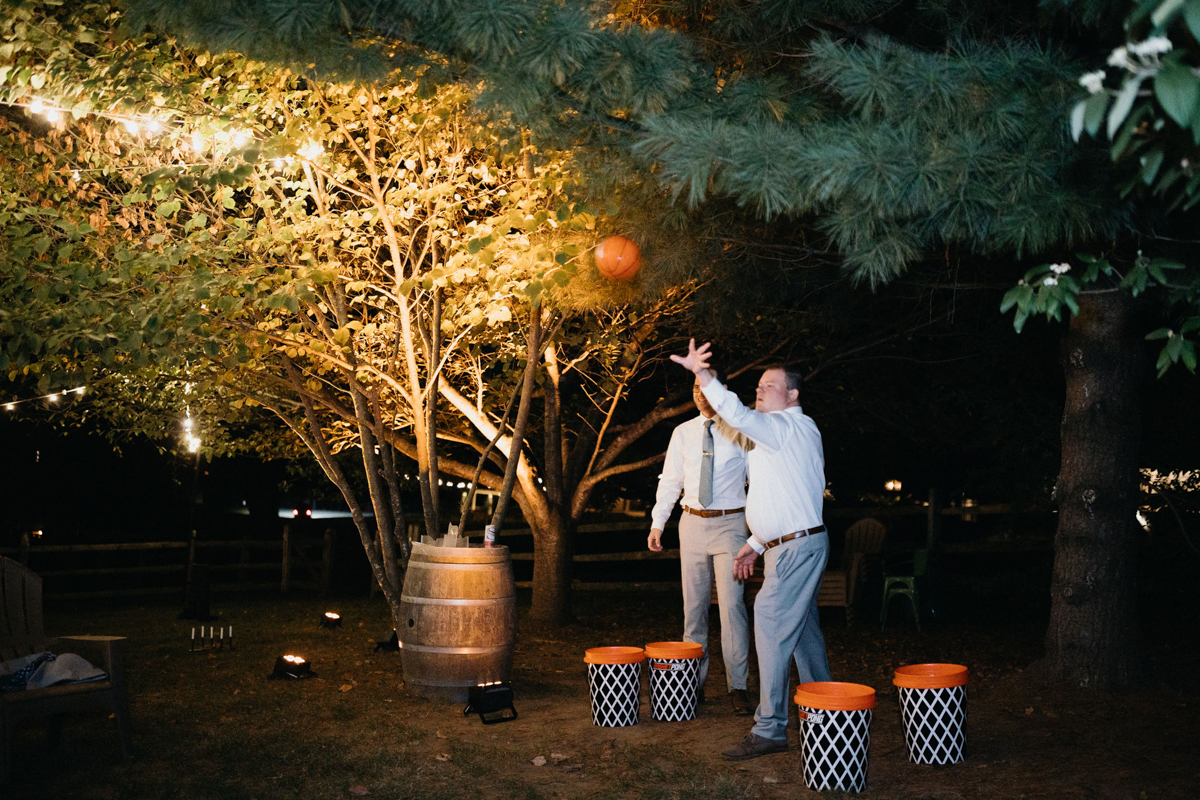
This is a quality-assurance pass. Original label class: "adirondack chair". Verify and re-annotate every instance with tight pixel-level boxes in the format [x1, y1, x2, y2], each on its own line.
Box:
[816, 518, 888, 624]
[1, 556, 133, 784]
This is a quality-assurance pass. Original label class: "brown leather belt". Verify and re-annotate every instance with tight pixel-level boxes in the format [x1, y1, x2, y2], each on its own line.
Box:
[761, 525, 826, 549]
[682, 506, 745, 518]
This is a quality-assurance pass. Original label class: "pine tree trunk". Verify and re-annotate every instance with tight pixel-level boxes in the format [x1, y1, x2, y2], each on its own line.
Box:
[1041, 291, 1144, 689]
[528, 509, 574, 627]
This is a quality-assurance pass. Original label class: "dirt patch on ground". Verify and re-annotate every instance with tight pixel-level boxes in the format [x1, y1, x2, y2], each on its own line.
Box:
[8, 591, 1199, 799]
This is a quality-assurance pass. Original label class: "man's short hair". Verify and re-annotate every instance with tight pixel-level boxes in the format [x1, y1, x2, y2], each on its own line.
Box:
[764, 364, 803, 399]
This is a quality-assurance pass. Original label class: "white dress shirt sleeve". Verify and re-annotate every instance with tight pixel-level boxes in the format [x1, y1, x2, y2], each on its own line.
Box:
[700, 381, 793, 452]
[650, 424, 686, 530]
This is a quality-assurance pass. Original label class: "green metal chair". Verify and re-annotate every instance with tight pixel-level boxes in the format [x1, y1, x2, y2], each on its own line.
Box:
[880, 549, 929, 631]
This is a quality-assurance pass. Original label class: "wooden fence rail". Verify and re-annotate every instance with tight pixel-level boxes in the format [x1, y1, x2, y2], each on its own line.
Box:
[0, 525, 336, 600]
[410, 500, 1051, 594]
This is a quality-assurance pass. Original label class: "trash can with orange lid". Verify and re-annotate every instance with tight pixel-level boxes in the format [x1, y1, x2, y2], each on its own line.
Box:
[893, 663, 967, 764]
[585, 647, 645, 727]
[794, 681, 877, 793]
[644, 641, 703, 721]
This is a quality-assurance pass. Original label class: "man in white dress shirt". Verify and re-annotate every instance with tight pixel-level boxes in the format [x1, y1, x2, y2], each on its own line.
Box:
[647, 375, 754, 715]
[671, 339, 832, 760]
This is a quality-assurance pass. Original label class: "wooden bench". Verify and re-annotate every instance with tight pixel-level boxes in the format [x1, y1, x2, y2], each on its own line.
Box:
[1, 556, 133, 784]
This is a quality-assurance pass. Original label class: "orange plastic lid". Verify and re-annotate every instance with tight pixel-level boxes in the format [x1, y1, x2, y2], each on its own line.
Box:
[585, 646, 645, 665]
[893, 663, 968, 689]
[644, 641, 703, 660]
[794, 682, 877, 711]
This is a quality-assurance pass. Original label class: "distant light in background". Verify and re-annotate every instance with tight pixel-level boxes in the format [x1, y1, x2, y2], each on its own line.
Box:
[885, 480, 902, 492]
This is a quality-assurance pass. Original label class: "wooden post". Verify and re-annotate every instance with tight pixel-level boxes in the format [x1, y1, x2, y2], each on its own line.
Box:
[926, 487, 942, 553]
[185, 529, 197, 586]
[321, 528, 335, 596]
[281, 524, 290, 593]
[925, 487, 942, 621]
[239, 541, 250, 586]
[19, 532, 30, 565]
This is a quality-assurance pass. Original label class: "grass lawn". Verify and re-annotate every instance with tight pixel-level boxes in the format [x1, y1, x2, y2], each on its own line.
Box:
[7, 590, 1198, 799]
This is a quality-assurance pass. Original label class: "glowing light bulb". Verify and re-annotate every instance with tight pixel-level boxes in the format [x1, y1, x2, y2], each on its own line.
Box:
[183, 416, 194, 430]
[186, 434, 201, 453]
[29, 98, 44, 115]
[145, 119, 162, 134]
[74, 386, 85, 395]
[231, 129, 251, 147]
[43, 108, 61, 123]
[271, 158, 284, 170]
[298, 140, 325, 161]
[124, 119, 140, 135]
[189, 134, 205, 154]
[72, 170, 81, 181]
[48, 394, 59, 403]
[4, 403, 13, 411]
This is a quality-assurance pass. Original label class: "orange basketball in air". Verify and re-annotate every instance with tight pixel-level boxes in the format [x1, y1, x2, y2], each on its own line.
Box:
[594, 235, 641, 281]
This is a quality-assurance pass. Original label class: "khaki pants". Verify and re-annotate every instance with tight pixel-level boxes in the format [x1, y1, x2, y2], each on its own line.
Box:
[679, 512, 751, 692]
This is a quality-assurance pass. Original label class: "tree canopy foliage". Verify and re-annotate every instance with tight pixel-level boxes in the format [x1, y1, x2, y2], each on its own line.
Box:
[0, 0, 713, 625]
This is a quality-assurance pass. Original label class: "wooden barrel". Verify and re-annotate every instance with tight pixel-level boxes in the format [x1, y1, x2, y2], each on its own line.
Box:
[398, 542, 516, 702]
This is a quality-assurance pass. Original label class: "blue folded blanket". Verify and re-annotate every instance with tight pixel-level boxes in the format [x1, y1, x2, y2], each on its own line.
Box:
[0, 652, 109, 693]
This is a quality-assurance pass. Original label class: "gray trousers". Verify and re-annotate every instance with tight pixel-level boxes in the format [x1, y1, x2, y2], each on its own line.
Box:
[750, 531, 832, 741]
[679, 512, 750, 692]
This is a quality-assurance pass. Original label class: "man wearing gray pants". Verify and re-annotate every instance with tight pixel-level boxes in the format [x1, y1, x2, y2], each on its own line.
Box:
[672, 339, 832, 760]
[648, 376, 754, 715]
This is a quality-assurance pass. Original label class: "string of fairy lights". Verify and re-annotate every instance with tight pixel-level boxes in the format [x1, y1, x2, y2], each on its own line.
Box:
[4, 384, 203, 452]
[3, 385, 86, 411]
[2, 93, 329, 453]
[6, 96, 325, 166]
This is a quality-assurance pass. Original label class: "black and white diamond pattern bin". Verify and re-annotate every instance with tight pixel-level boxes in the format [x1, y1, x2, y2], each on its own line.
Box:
[645, 641, 703, 722]
[893, 663, 968, 764]
[794, 681, 877, 793]
[585, 647, 645, 727]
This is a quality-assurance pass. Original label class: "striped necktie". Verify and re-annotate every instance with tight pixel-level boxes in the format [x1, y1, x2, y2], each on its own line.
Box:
[699, 419, 714, 508]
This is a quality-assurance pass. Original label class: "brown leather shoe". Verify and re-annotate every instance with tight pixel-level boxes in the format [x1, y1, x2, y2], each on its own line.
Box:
[722, 733, 789, 761]
[729, 689, 754, 716]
